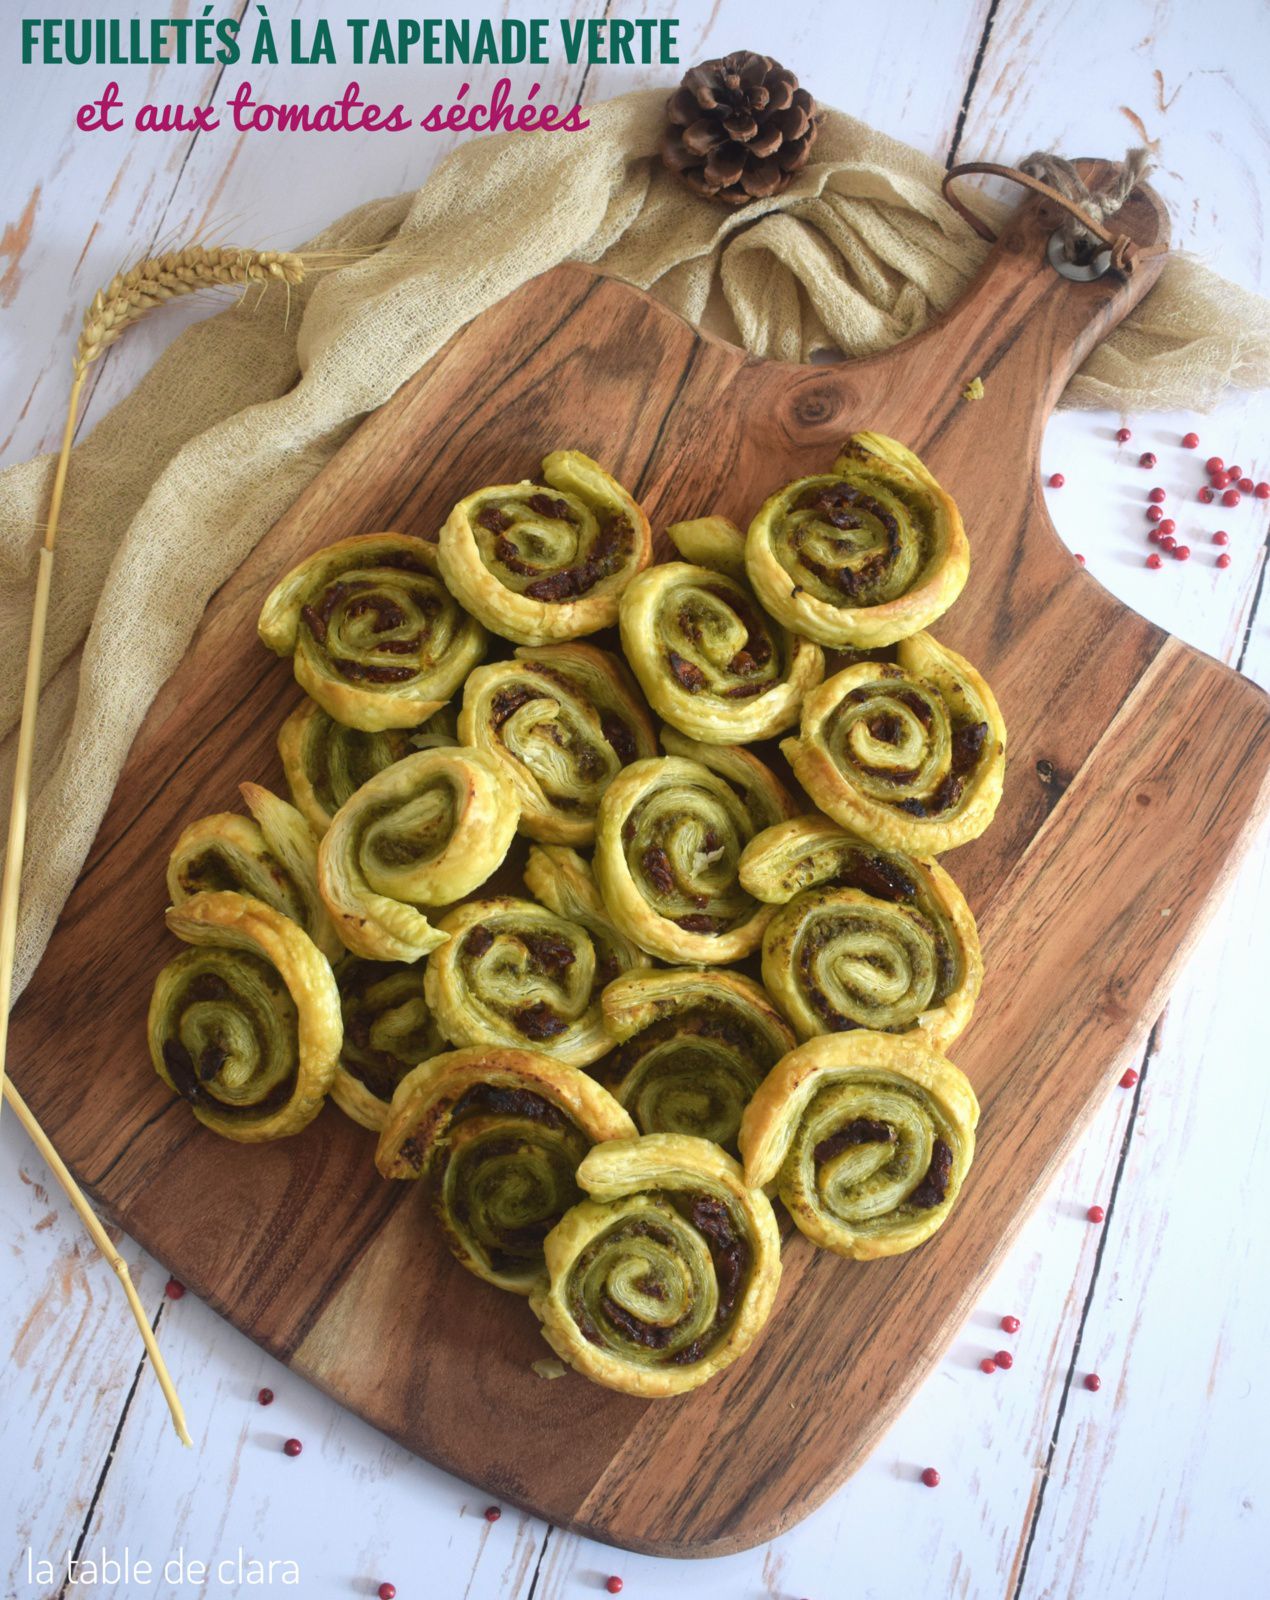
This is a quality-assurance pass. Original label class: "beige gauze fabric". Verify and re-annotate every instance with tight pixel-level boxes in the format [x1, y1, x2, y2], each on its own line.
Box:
[3, 89, 1269, 997]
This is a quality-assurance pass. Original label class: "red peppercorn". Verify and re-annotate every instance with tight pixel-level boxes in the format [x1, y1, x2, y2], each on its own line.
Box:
[1211, 470, 1231, 488]
[1087, 1204, 1106, 1223]
[1147, 487, 1166, 503]
[1084, 1373, 1102, 1392]
[1146, 553, 1162, 569]
[1198, 487, 1214, 503]
[1158, 518, 1176, 535]
[1173, 544, 1191, 561]
[1214, 530, 1229, 545]
[1227, 464, 1243, 481]
[484, 1506, 501, 1523]
[1147, 505, 1163, 523]
[1000, 1315, 1021, 1334]
[257, 1388, 274, 1406]
[1256, 482, 1270, 499]
[921, 1467, 941, 1487]
[1239, 477, 1254, 493]
[606, 1580, 624, 1596]
[1181, 431, 1199, 448]
[1120, 1068, 1139, 1088]
[378, 1587, 396, 1600]
[980, 1357, 997, 1374]
[1222, 489, 1241, 507]
[995, 1351, 1015, 1370]
[165, 1278, 185, 1300]
[283, 1439, 302, 1457]
[1139, 452, 1156, 467]
[1160, 535, 1177, 552]
[1116, 427, 1132, 442]
[1217, 553, 1232, 569]
[1075, 553, 1086, 565]
[1205, 456, 1224, 474]
[1048, 472, 1065, 488]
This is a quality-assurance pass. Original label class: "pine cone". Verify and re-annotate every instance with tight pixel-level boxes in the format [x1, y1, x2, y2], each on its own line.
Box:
[660, 52, 820, 207]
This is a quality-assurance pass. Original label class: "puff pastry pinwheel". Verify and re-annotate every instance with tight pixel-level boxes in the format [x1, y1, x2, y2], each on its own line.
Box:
[437, 450, 653, 646]
[166, 782, 342, 963]
[746, 432, 970, 649]
[618, 514, 824, 744]
[739, 814, 981, 1047]
[529, 1133, 782, 1396]
[278, 697, 456, 836]
[332, 958, 446, 1130]
[598, 969, 794, 1154]
[258, 533, 487, 731]
[317, 747, 520, 961]
[458, 643, 657, 845]
[424, 847, 647, 1067]
[148, 890, 341, 1142]
[739, 1032, 978, 1259]
[782, 632, 1005, 854]
[376, 1045, 636, 1293]
[594, 730, 796, 963]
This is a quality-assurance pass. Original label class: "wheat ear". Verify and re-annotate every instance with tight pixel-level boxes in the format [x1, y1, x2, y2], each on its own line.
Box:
[0, 244, 315, 1448]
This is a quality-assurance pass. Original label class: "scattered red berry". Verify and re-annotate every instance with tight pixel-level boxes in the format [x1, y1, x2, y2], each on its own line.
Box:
[606, 1580, 625, 1596]
[980, 1357, 997, 1374]
[995, 1350, 1015, 1370]
[1139, 452, 1156, 467]
[1158, 518, 1175, 535]
[1075, 553, 1086, 565]
[1217, 553, 1232, 568]
[1120, 1068, 1139, 1088]
[1146, 553, 1162, 569]
[1214, 530, 1229, 545]
[164, 1278, 185, 1300]
[1227, 464, 1243, 481]
[1048, 472, 1065, 488]
[484, 1506, 501, 1523]
[1000, 1315, 1021, 1334]
[378, 1587, 396, 1600]
[921, 1467, 941, 1487]
[1160, 535, 1177, 552]
[1205, 456, 1224, 474]
[1222, 489, 1241, 507]
[1198, 487, 1214, 503]
[257, 1388, 274, 1406]
[1116, 426, 1132, 442]
[1087, 1204, 1106, 1223]
[1147, 505, 1163, 523]
[1084, 1373, 1102, 1392]
[1211, 470, 1231, 488]
[1239, 477, 1254, 493]
[1256, 482, 1270, 499]
[1147, 487, 1166, 503]
[1181, 431, 1199, 448]
[283, 1438, 303, 1457]
[1173, 544, 1191, 561]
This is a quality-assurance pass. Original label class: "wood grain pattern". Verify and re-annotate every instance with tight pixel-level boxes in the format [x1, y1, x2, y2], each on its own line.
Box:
[11, 172, 1270, 1557]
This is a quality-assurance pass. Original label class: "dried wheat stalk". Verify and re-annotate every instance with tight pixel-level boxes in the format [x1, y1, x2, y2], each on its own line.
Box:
[0, 243, 322, 1448]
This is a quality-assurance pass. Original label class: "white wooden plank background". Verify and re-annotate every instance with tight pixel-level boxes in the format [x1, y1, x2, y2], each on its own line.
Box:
[2, 1, 1268, 1596]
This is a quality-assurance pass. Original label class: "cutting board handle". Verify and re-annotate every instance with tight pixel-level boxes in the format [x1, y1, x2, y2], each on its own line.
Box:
[761, 159, 1171, 458]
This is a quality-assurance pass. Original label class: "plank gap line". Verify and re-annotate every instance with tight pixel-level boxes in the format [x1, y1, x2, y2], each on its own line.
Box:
[1009, 1016, 1159, 1600]
[53, 1296, 169, 1600]
[1234, 520, 1270, 677]
[523, 1523, 554, 1600]
[945, 0, 1003, 170]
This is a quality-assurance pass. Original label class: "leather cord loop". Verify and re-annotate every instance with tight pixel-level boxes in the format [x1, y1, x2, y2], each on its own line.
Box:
[942, 160, 1168, 276]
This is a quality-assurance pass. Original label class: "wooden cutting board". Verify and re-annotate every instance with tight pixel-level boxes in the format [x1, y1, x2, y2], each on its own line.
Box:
[13, 170, 1270, 1557]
